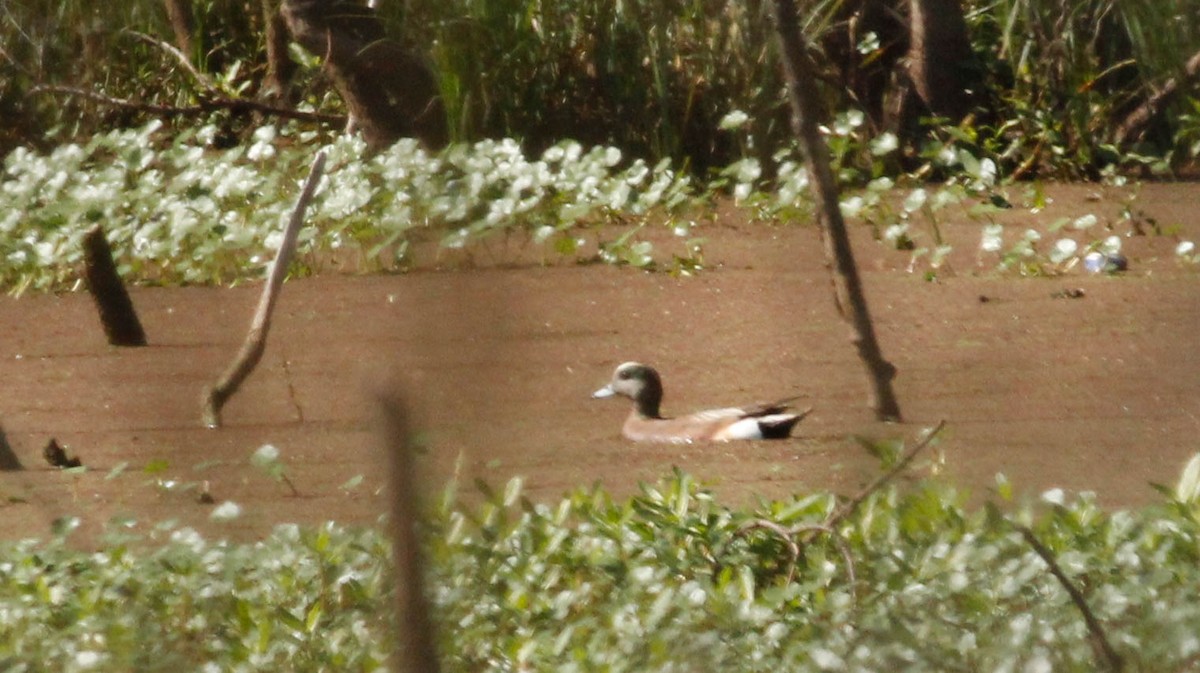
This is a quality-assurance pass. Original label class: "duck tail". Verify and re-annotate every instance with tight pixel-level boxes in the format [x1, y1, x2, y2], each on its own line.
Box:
[758, 406, 813, 439]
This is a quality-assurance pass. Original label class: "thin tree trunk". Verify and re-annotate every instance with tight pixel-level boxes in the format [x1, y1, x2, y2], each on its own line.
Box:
[83, 225, 147, 347]
[907, 0, 976, 122]
[770, 0, 902, 422]
[162, 0, 196, 62]
[260, 0, 297, 105]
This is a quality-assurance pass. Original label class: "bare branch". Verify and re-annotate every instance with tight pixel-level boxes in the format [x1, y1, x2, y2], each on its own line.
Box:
[121, 28, 216, 93]
[770, 0, 902, 421]
[1115, 47, 1200, 146]
[30, 84, 347, 125]
[819, 420, 948, 533]
[1017, 525, 1124, 672]
[203, 151, 327, 428]
[739, 519, 802, 584]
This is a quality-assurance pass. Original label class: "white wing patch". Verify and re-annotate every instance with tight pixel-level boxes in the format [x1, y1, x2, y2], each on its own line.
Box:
[712, 417, 766, 441]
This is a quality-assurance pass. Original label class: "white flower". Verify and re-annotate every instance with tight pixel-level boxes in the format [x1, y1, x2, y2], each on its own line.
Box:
[980, 224, 1004, 253]
[253, 444, 280, 463]
[210, 501, 242, 521]
[75, 651, 103, 668]
[1049, 239, 1077, 264]
[1176, 240, 1195, 256]
[870, 132, 899, 156]
[903, 188, 928, 213]
[718, 110, 750, 130]
[1041, 488, 1066, 505]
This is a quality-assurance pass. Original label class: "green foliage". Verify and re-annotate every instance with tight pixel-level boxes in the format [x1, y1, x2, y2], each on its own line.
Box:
[963, 0, 1200, 176]
[397, 0, 787, 173]
[0, 522, 394, 671]
[8, 460, 1200, 670]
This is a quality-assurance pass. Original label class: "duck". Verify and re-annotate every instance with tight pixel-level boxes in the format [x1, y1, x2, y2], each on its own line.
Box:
[592, 362, 811, 443]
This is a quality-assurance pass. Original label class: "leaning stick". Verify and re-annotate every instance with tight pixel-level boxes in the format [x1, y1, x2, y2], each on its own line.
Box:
[202, 151, 327, 428]
[770, 0, 902, 421]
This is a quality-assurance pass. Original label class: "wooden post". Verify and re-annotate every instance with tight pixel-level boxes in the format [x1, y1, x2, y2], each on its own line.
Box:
[202, 151, 326, 428]
[83, 225, 147, 347]
[770, 0, 902, 421]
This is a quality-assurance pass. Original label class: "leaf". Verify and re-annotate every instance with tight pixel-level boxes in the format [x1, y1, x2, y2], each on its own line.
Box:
[105, 461, 129, 480]
[143, 459, 170, 475]
[305, 601, 323, 633]
[1175, 453, 1200, 504]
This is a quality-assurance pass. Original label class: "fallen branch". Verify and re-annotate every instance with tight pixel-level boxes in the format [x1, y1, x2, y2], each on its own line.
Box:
[1115, 47, 1200, 147]
[202, 151, 327, 428]
[30, 84, 346, 125]
[1017, 525, 1124, 672]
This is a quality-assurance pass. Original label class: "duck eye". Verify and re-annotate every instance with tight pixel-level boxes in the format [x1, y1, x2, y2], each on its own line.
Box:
[617, 369, 631, 380]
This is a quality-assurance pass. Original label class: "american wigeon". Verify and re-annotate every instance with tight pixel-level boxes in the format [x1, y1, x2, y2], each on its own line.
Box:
[592, 362, 811, 443]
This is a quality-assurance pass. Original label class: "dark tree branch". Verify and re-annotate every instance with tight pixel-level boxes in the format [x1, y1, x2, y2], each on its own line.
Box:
[377, 389, 443, 673]
[122, 28, 215, 92]
[740, 422, 945, 591]
[819, 420, 947, 533]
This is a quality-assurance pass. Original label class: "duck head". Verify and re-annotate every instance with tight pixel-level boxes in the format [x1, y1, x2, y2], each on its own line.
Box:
[592, 361, 664, 418]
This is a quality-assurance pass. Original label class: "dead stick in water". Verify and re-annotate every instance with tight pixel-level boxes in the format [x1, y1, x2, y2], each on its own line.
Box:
[83, 225, 147, 347]
[202, 151, 327, 428]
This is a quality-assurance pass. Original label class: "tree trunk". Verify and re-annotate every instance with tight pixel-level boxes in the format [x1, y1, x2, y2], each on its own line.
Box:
[162, 0, 196, 62]
[281, 0, 448, 152]
[823, 0, 908, 131]
[260, 0, 298, 105]
[907, 0, 976, 121]
[770, 0, 902, 422]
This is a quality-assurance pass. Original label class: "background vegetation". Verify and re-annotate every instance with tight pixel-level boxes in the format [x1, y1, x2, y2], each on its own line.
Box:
[4, 0, 1200, 178]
